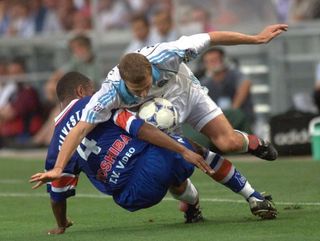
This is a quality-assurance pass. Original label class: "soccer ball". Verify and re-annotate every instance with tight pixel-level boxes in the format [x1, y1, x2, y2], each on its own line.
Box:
[138, 98, 178, 132]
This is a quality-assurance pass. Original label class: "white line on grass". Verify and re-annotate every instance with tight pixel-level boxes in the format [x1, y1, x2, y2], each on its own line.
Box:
[0, 192, 319, 206]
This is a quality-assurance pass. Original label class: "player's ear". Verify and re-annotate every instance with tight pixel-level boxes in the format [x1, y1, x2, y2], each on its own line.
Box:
[76, 85, 86, 98]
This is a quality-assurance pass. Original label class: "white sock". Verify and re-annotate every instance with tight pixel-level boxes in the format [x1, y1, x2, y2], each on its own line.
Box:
[234, 130, 249, 152]
[238, 181, 255, 199]
[170, 179, 198, 205]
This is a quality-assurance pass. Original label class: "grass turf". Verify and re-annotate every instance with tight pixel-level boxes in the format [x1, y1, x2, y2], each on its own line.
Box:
[0, 156, 319, 241]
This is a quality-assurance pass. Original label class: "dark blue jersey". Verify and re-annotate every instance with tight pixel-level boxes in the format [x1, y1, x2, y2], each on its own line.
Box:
[46, 97, 148, 201]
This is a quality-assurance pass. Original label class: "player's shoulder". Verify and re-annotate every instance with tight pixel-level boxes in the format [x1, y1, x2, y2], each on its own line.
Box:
[77, 96, 92, 105]
[137, 42, 176, 60]
[105, 65, 121, 83]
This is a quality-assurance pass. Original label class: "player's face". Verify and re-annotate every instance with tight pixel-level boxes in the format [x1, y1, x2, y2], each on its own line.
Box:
[126, 75, 152, 98]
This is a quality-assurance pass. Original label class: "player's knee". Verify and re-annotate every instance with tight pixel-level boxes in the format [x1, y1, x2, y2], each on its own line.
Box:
[213, 134, 243, 153]
[169, 180, 188, 196]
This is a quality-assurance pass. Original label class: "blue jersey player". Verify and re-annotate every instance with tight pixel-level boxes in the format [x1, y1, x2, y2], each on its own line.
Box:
[30, 72, 277, 235]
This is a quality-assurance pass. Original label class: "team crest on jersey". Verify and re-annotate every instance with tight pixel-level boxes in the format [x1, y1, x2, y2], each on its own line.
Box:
[183, 48, 197, 62]
[93, 102, 104, 112]
[156, 79, 168, 87]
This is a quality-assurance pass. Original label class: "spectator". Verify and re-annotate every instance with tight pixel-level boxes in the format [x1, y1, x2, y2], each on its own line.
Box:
[272, 0, 292, 22]
[0, 58, 43, 147]
[76, 0, 92, 18]
[200, 47, 254, 133]
[38, 0, 63, 34]
[288, 0, 320, 23]
[314, 62, 320, 113]
[149, 9, 178, 43]
[33, 34, 101, 147]
[191, 7, 215, 33]
[124, 0, 145, 14]
[124, 14, 152, 54]
[0, 1, 9, 35]
[96, 0, 128, 31]
[45, 34, 101, 93]
[0, 59, 13, 108]
[57, 0, 77, 31]
[61, 34, 101, 87]
[29, 0, 47, 34]
[178, 6, 215, 36]
[72, 0, 92, 33]
[134, 0, 173, 20]
[0, 1, 35, 38]
[71, 11, 92, 34]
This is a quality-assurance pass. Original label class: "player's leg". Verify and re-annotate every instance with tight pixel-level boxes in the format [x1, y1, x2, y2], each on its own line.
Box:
[189, 139, 277, 219]
[169, 179, 203, 223]
[186, 86, 278, 161]
[200, 114, 278, 160]
[168, 136, 277, 220]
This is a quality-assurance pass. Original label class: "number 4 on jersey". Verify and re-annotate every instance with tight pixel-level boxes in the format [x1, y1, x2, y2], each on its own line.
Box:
[77, 137, 101, 161]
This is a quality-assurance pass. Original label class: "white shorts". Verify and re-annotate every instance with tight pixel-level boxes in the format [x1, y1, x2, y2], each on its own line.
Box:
[162, 64, 222, 132]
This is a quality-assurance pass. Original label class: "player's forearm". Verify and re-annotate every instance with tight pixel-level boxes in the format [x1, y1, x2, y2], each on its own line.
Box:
[54, 121, 95, 171]
[209, 31, 259, 45]
[209, 24, 288, 46]
[138, 123, 187, 154]
[187, 139, 206, 156]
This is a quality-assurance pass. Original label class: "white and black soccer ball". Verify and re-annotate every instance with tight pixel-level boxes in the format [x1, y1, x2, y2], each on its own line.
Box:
[138, 98, 178, 132]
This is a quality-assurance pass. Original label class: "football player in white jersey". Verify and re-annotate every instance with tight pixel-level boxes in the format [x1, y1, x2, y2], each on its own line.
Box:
[44, 24, 288, 186]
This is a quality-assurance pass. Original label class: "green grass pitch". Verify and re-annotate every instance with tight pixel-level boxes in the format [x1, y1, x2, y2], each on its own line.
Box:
[0, 156, 320, 241]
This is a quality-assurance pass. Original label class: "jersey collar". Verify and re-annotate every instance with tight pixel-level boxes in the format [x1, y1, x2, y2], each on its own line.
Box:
[54, 99, 79, 124]
[118, 80, 140, 105]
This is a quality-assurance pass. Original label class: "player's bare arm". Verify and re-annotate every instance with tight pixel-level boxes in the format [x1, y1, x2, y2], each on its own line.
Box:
[30, 121, 96, 188]
[210, 24, 288, 45]
[137, 122, 214, 175]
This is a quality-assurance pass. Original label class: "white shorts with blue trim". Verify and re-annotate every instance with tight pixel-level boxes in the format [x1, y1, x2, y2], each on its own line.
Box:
[163, 63, 223, 132]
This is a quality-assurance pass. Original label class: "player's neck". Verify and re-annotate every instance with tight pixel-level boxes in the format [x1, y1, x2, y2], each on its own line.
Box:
[60, 97, 76, 110]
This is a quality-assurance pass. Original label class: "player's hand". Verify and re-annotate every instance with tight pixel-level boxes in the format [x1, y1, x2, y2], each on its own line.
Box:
[181, 149, 214, 176]
[47, 219, 73, 235]
[256, 24, 288, 44]
[29, 167, 63, 189]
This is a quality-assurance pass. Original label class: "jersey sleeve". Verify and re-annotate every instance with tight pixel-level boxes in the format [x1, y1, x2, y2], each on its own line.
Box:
[112, 109, 144, 137]
[145, 33, 211, 64]
[80, 80, 120, 124]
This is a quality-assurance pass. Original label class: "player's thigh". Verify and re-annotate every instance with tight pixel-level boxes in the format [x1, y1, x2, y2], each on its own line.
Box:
[185, 86, 223, 132]
[200, 114, 235, 141]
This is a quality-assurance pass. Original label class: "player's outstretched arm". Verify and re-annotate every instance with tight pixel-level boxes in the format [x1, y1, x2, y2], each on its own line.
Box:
[55, 121, 95, 170]
[210, 24, 288, 45]
[137, 123, 214, 175]
[30, 121, 96, 187]
[48, 199, 73, 235]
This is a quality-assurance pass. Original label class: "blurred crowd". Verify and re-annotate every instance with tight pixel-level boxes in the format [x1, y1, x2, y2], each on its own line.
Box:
[0, 0, 174, 37]
[1, 0, 320, 149]
[0, 0, 320, 38]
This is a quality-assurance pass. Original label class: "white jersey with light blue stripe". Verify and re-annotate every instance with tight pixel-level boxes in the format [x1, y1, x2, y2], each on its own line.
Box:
[81, 33, 211, 124]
